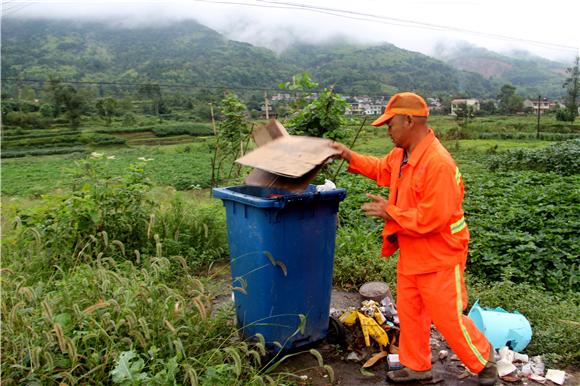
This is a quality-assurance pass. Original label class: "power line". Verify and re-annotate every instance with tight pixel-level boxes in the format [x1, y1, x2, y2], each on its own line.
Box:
[253, 0, 578, 52]
[1, 77, 391, 97]
[1, 77, 285, 91]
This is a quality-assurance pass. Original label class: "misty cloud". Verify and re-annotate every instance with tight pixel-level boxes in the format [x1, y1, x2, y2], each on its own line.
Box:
[3, 0, 578, 62]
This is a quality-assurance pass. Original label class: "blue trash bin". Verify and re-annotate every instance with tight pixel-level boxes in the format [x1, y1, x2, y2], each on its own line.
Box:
[212, 184, 346, 352]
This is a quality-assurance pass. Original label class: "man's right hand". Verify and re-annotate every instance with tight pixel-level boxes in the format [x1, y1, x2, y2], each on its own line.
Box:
[330, 142, 352, 162]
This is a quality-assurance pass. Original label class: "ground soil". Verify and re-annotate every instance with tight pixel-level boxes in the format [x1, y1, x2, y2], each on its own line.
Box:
[208, 265, 578, 386]
[278, 289, 579, 386]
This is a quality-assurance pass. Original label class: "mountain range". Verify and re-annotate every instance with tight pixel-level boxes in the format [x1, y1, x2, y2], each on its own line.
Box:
[1, 18, 569, 99]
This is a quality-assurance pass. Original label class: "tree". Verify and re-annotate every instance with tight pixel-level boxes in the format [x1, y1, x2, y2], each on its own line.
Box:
[45, 77, 84, 128]
[219, 93, 250, 151]
[138, 82, 166, 121]
[280, 72, 349, 140]
[497, 84, 523, 114]
[45, 76, 65, 116]
[288, 87, 349, 140]
[454, 102, 474, 127]
[20, 86, 37, 101]
[210, 93, 250, 185]
[561, 56, 579, 122]
[96, 96, 118, 126]
[479, 100, 496, 115]
[39, 103, 54, 118]
[60, 85, 84, 128]
[279, 72, 319, 113]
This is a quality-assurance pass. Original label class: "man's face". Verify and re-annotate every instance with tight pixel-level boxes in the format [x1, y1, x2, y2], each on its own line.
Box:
[386, 114, 412, 148]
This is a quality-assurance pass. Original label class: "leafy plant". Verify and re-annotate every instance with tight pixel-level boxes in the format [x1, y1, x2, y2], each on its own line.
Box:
[488, 138, 580, 175]
[280, 72, 350, 140]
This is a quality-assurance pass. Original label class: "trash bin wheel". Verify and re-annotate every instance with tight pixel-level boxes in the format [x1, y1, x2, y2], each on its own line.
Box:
[326, 316, 347, 346]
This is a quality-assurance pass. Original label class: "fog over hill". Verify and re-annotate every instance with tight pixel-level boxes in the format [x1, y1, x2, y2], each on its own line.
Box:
[4, 0, 578, 63]
[0, 17, 570, 98]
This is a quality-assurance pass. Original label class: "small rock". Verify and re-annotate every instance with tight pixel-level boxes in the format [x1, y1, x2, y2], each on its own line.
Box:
[347, 351, 361, 362]
[438, 350, 448, 360]
[457, 371, 470, 380]
[501, 374, 521, 383]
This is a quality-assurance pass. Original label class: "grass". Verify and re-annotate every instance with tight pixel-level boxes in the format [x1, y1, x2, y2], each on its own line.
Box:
[1, 140, 216, 196]
[0, 164, 326, 385]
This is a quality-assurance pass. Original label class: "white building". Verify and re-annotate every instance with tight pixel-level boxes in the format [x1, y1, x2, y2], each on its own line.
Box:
[451, 99, 480, 116]
[523, 98, 551, 114]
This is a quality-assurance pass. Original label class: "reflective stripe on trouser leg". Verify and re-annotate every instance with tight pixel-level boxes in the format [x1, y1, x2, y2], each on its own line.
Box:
[420, 265, 490, 373]
[396, 271, 432, 372]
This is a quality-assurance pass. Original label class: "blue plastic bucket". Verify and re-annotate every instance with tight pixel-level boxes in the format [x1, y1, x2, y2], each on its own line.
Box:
[468, 300, 532, 352]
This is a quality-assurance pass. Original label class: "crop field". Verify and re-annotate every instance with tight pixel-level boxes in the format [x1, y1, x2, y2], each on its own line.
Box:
[1, 115, 579, 384]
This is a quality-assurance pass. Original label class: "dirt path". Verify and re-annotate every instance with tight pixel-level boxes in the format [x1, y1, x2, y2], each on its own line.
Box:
[280, 289, 481, 386]
[279, 289, 579, 386]
[208, 266, 578, 385]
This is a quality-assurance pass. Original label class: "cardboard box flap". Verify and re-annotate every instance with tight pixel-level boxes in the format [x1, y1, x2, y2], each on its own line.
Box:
[252, 119, 289, 147]
[244, 165, 323, 192]
[236, 135, 340, 178]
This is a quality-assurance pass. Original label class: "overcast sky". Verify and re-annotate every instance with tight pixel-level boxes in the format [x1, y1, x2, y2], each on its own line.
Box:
[3, 0, 579, 63]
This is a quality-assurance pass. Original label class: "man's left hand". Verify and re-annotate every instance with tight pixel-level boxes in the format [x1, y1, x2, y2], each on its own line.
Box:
[362, 194, 392, 220]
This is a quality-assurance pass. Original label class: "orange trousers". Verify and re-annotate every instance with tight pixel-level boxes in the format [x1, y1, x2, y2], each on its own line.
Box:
[397, 264, 491, 373]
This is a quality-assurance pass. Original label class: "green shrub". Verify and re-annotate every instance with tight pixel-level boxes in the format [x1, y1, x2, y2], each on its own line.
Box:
[80, 132, 126, 146]
[1, 130, 79, 140]
[556, 108, 577, 122]
[4, 111, 50, 129]
[152, 194, 227, 273]
[464, 170, 579, 292]
[488, 138, 580, 175]
[478, 132, 580, 140]
[1, 134, 82, 149]
[152, 123, 213, 137]
[96, 123, 213, 137]
[1, 146, 87, 158]
[16, 159, 154, 269]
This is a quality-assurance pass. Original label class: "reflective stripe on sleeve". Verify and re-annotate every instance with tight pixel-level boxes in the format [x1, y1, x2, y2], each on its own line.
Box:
[455, 167, 462, 185]
[451, 216, 466, 234]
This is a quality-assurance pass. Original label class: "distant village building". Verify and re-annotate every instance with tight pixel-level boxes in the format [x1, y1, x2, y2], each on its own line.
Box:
[271, 93, 293, 102]
[345, 97, 387, 116]
[259, 103, 276, 119]
[346, 102, 365, 115]
[365, 102, 384, 115]
[426, 97, 443, 112]
[523, 97, 553, 114]
[426, 97, 442, 110]
[451, 99, 480, 116]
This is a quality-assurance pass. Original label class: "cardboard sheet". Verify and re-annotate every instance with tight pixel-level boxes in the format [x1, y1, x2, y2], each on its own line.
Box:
[244, 165, 323, 192]
[252, 120, 289, 147]
[236, 135, 340, 178]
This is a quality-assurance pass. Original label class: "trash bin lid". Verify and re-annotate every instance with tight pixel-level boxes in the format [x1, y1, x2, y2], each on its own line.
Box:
[212, 185, 346, 209]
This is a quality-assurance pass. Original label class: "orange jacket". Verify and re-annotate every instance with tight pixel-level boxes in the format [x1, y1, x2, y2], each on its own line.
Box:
[347, 129, 469, 275]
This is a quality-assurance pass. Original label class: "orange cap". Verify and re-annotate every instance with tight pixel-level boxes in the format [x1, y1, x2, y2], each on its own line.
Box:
[371, 92, 429, 127]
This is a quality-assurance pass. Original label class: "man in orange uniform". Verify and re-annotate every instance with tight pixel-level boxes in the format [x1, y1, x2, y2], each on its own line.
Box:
[331, 92, 497, 385]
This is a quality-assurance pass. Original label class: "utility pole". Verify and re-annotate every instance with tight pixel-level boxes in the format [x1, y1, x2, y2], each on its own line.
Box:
[536, 95, 541, 139]
[209, 102, 219, 190]
[264, 91, 269, 120]
[209, 102, 217, 136]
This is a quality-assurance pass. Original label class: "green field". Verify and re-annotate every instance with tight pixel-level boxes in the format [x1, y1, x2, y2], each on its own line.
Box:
[2, 116, 579, 384]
